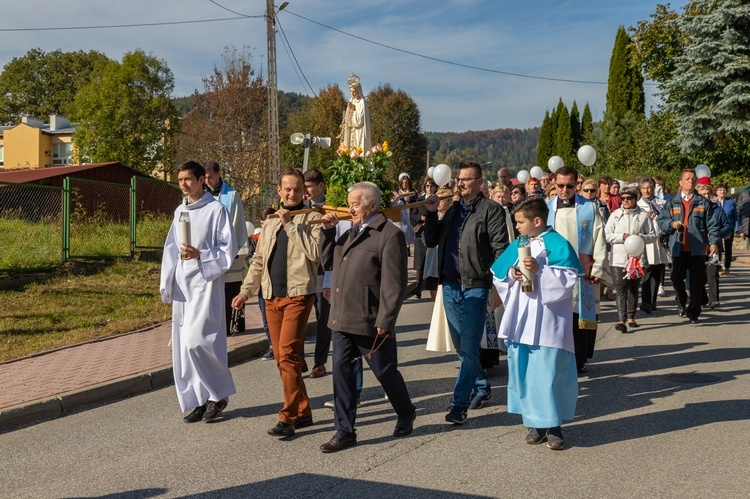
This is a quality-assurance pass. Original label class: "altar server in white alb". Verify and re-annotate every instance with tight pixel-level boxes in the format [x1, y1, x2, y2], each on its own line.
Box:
[160, 161, 238, 423]
[491, 197, 583, 450]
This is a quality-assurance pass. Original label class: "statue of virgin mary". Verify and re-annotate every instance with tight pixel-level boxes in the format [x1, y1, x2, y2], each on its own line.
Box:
[339, 73, 372, 153]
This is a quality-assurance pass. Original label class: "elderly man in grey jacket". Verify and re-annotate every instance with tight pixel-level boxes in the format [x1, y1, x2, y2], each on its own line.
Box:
[317, 181, 416, 453]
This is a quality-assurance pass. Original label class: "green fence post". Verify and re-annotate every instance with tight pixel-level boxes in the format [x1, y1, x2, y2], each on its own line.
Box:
[62, 177, 70, 262]
[130, 176, 137, 256]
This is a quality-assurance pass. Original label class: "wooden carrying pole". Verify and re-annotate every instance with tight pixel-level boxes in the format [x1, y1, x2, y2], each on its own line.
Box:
[306, 193, 454, 225]
[266, 205, 349, 219]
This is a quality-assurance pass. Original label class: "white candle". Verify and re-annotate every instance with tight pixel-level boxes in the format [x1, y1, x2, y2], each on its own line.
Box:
[517, 243, 534, 293]
[178, 212, 190, 259]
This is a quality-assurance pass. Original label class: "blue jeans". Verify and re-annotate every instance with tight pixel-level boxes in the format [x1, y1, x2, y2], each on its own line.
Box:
[442, 282, 491, 409]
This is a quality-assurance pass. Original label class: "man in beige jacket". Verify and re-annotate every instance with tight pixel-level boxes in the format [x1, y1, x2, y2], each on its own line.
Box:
[232, 169, 322, 438]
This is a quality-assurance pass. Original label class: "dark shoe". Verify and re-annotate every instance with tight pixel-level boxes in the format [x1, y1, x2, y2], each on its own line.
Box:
[468, 392, 492, 410]
[183, 404, 206, 423]
[267, 421, 295, 437]
[678, 305, 686, 318]
[577, 364, 588, 376]
[310, 363, 327, 378]
[203, 400, 227, 422]
[301, 358, 309, 373]
[615, 322, 627, 333]
[261, 348, 274, 361]
[445, 406, 468, 424]
[627, 320, 639, 328]
[393, 412, 416, 437]
[526, 427, 547, 445]
[689, 318, 700, 324]
[293, 415, 314, 429]
[639, 304, 652, 314]
[708, 301, 720, 309]
[547, 426, 565, 450]
[320, 431, 357, 453]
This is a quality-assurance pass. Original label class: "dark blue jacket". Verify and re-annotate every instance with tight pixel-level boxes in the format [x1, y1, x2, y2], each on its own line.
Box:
[657, 192, 720, 257]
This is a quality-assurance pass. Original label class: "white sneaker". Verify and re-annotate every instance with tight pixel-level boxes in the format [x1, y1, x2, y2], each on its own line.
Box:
[657, 285, 665, 297]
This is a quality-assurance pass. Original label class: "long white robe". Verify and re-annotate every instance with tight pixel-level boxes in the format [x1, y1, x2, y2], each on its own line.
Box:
[343, 96, 371, 152]
[160, 191, 238, 412]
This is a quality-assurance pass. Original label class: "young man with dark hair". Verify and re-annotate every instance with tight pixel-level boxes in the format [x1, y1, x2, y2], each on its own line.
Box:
[160, 161, 238, 423]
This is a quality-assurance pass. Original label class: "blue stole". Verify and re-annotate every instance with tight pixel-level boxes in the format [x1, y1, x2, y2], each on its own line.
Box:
[217, 181, 235, 216]
[491, 227, 583, 279]
[547, 195, 598, 330]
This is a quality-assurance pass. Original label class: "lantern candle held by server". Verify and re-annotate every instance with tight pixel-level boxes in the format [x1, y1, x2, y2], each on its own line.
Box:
[178, 212, 191, 260]
[517, 236, 535, 293]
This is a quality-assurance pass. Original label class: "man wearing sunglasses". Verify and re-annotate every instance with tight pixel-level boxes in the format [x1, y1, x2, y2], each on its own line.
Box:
[424, 161, 509, 424]
[546, 166, 610, 375]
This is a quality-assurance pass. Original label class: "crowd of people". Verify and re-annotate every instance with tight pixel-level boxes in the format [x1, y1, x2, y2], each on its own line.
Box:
[158, 158, 745, 453]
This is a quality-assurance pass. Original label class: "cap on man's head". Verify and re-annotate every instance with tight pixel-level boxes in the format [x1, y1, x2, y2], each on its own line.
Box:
[398, 172, 410, 181]
[698, 177, 713, 186]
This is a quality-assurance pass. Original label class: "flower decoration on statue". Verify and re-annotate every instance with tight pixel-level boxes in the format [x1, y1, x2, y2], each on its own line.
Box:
[324, 142, 394, 208]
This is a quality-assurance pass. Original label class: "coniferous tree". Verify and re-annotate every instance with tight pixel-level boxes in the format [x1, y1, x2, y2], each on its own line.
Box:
[554, 102, 574, 167]
[662, 0, 750, 167]
[536, 110, 554, 166]
[570, 101, 581, 152]
[581, 103, 594, 142]
[548, 101, 560, 154]
[605, 26, 645, 122]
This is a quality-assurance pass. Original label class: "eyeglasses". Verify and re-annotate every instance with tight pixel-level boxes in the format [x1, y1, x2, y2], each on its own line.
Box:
[556, 183, 576, 190]
[457, 177, 480, 183]
[577, 181, 583, 185]
[582, 188, 597, 193]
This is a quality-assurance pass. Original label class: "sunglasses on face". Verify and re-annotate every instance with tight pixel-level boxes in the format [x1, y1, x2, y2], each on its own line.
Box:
[582, 188, 596, 193]
[557, 183, 576, 190]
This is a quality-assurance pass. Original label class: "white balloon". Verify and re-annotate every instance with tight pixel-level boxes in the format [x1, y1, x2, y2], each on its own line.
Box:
[427, 166, 435, 179]
[432, 163, 452, 187]
[577, 145, 597, 167]
[695, 164, 711, 179]
[617, 179, 626, 189]
[624, 234, 645, 257]
[530, 166, 544, 180]
[548, 156, 564, 173]
[517, 170, 530, 183]
[245, 221, 255, 236]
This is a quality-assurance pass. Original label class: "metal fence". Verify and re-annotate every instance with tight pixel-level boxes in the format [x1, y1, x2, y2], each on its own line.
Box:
[1, 176, 180, 271]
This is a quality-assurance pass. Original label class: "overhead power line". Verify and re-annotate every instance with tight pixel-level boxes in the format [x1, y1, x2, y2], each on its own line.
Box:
[0, 16, 260, 32]
[283, 9, 618, 86]
[276, 17, 317, 98]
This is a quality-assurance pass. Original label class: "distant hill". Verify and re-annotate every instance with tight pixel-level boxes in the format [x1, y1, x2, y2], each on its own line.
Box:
[426, 128, 540, 175]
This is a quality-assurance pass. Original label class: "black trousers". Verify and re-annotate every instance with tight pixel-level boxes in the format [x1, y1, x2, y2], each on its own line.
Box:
[612, 266, 639, 322]
[572, 313, 597, 368]
[313, 291, 332, 365]
[641, 264, 665, 309]
[332, 330, 415, 435]
[723, 233, 734, 270]
[671, 252, 706, 320]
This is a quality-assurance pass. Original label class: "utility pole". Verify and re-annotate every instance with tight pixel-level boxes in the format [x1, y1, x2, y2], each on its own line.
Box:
[266, 1, 287, 207]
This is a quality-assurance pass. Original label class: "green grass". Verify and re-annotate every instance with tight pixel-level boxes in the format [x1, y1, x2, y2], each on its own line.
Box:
[0, 218, 62, 269]
[0, 259, 171, 362]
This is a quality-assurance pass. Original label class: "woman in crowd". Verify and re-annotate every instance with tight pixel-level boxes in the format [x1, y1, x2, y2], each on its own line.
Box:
[510, 184, 526, 206]
[607, 181, 622, 213]
[526, 178, 544, 198]
[605, 187, 655, 333]
[581, 178, 610, 223]
[411, 178, 438, 299]
[491, 184, 511, 207]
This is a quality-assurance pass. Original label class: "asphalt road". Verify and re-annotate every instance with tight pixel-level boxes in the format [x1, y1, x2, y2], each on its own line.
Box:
[3, 267, 750, 498]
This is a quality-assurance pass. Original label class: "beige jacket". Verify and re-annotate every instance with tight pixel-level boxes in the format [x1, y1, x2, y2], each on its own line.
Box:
[240, 211, 322, 298]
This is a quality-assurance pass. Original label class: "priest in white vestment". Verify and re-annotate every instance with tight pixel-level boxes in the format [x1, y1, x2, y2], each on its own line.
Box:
[160, 161, 238, 423]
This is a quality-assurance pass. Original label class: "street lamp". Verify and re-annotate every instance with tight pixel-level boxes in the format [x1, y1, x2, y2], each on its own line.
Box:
[290, 133, 331, 172]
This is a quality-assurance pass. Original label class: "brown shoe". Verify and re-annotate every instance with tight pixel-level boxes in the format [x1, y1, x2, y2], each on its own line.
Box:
[320, 432, 357, 453]
[310, 363, 327, 378]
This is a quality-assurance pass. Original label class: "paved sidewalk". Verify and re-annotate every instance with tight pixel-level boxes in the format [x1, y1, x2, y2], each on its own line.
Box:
[0, 259, 420, 431]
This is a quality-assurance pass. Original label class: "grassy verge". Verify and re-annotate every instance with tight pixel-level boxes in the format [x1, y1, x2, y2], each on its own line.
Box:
[0, 259, 171, 363]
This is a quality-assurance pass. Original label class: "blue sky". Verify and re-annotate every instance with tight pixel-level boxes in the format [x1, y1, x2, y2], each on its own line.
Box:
[0, 0, 686, 132]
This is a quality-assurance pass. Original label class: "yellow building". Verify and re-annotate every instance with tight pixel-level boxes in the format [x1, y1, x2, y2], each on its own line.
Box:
[0, 115, 75, 170]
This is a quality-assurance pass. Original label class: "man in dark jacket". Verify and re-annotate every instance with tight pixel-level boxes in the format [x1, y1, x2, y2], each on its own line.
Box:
[317, 181, 416, 453]
[657, 169, 720, 323]
[424, 161, 509, 424]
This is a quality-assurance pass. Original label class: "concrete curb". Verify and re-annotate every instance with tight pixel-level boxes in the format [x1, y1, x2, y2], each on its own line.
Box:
[0, 322, 316, 433]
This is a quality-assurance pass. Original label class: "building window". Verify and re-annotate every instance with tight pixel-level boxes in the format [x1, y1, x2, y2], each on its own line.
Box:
[0, 144, 4, 167]
[52, 142, 72, 165]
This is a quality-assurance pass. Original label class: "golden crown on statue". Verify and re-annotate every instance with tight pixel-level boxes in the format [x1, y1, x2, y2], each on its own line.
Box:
[347, 73, 360, 87]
